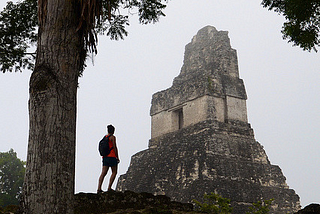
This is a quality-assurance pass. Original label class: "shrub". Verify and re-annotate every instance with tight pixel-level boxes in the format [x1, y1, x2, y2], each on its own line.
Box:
[193, 193, 233, 214]
[246, 198, 274, 214]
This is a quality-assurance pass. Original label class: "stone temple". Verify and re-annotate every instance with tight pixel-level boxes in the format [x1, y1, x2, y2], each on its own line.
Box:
[116, 26, 300, 213]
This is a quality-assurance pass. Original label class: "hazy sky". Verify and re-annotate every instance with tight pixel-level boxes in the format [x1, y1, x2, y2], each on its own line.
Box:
[0, 0, 319, 208]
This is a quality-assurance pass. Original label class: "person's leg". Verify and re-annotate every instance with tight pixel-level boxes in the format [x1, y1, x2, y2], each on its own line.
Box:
[108, 165, 118, 191]
[98, 166, 109, 192]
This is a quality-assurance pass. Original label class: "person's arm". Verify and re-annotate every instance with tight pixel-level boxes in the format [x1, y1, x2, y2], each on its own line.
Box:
[111, 136, 120, 162]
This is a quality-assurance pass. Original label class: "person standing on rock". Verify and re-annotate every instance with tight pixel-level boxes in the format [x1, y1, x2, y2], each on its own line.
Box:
[97, 124, 120, 193]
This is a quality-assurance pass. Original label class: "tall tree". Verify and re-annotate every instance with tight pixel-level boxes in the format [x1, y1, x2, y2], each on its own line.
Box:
[0, 149, 25, 207]
[262, 0, 320, 51]
[0, 0, 168, 213]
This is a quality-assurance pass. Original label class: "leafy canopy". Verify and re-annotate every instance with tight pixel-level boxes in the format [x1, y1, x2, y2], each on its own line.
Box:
[0, 0, 37, 72]
[262, 0, 320, 51]
[0, 149, 26, 207]
[0, 0, 168, 73]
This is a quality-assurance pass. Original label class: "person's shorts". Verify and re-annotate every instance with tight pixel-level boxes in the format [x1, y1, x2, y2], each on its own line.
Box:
[102, 157, 118, 167]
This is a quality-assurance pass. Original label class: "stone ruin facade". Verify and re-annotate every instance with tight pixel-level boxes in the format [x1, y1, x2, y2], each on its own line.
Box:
[116, 26, 300, 213]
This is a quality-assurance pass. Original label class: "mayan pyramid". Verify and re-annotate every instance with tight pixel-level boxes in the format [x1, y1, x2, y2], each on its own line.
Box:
[116, 26, 300, 213]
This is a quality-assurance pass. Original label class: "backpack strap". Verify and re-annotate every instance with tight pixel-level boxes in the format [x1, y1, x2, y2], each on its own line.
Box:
[107, 134, 113, 150]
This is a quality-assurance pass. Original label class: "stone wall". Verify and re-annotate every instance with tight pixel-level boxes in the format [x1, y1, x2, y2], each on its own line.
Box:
[150, 26, 248, 138]
[118, 120, 300, 213]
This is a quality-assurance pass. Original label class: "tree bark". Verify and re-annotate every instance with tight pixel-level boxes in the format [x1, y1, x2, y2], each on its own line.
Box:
[21, 0, 84, 213]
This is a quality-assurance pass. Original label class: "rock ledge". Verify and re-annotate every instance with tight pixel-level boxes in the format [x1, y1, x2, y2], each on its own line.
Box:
[74, 190, 194, 214]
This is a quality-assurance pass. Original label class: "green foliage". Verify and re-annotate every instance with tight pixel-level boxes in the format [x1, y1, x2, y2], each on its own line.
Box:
[262, 0, 320, 51]
[96, 0, 167, 37]
[0, 0, 37, 72]
[193, 192, 233, 214]
[246, 198, 274, 214]
[0, 149, 26, 207]
[0, 0, 169, 73]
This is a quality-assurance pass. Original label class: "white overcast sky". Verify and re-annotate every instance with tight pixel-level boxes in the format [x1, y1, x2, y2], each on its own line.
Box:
[0, 0, 319, 208]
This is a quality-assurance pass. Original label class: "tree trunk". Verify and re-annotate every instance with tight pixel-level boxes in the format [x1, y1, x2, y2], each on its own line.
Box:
[21, 0, 84, 213]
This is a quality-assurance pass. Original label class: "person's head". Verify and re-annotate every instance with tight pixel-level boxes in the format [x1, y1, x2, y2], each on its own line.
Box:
[107, 124, 115, 135]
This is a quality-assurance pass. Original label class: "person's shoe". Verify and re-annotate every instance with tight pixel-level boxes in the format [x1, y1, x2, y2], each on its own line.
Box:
[97, 190, 104, 194]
